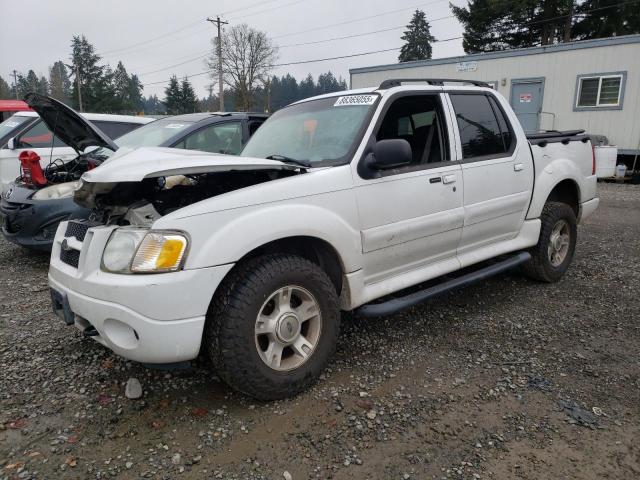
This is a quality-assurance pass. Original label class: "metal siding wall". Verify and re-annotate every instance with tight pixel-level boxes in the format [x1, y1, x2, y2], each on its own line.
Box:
[351, 44, 640, 150]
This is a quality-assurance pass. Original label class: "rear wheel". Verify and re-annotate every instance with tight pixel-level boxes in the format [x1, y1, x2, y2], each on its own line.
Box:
[522, 201, 577, 283]
[205, 254, 340, 400]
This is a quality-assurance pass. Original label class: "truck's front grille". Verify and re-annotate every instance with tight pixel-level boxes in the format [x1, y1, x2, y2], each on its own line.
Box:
[60, 248, 80, 268]
[65, 221, 91, 242]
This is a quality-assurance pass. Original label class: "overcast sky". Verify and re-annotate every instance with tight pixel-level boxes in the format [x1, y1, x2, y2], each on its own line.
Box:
[0, 0, 466, 101]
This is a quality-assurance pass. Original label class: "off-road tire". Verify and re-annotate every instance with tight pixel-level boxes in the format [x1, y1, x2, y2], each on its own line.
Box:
[205, 254, 340, 400]
[522, 201, 577, 283]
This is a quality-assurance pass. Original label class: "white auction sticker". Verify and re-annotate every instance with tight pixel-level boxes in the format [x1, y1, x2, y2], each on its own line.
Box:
[334, 95, 377, 107]
[164, 123, 186, 129]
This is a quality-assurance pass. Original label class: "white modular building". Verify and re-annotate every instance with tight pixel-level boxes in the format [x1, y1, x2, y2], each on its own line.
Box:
[350, 35, 640, 160]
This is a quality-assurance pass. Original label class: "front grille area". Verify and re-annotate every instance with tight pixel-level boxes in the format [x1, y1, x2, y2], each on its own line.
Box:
[60, 248, 81, 268]
[65, 221, 91, 242]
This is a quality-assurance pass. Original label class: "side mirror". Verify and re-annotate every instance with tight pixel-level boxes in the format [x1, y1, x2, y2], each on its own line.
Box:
[6, 137, 16, 150]
[367, 139, 412, 170]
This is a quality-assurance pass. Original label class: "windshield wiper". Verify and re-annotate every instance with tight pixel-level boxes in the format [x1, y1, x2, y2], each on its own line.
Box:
[265, 154, 312, 168]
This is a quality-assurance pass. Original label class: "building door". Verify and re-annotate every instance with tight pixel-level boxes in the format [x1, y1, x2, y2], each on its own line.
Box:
[510, 79, 544, 133]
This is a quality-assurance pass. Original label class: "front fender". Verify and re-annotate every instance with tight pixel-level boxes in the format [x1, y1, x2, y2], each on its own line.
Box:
[526, 157, 583, 220]
[162, 191, 362, 273]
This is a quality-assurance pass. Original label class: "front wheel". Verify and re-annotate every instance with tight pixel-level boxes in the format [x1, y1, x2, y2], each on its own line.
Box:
[205, 254, 340, 400]
[522, 201, 577, 283]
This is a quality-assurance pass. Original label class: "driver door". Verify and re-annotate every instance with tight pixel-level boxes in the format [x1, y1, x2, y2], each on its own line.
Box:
[352, 93, 464, 284]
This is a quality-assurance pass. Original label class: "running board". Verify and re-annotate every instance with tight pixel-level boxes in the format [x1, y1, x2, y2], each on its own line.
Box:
[355, 252, 531, 318]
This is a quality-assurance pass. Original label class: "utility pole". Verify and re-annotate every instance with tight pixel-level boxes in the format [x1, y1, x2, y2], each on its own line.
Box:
[207, 16, 228, 111]
[12, 70, 18, 99]
[75, 64, 83, 112]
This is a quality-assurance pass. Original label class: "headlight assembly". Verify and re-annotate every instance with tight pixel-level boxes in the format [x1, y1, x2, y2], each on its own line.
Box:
[101, 228, 188, 274]
[31, 181, 81, 200]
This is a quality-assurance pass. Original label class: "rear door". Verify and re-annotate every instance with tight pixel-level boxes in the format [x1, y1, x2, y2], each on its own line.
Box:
[446, 92, 533, 259]
[353, 93, 464, 284]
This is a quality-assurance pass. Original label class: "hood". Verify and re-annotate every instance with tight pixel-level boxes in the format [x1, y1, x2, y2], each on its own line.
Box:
[24, 93, 117, 153]
[74, 147, 303, 208]
[81, 147, 300, 183]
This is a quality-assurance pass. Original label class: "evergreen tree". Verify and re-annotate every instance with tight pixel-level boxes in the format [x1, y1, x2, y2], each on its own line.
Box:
[316, 72, 341, 94]
[143, 95, 165, 115]
[180, 78, 198, 113]
[399, 9, 436, 62]
[163, 75, 182, 114]
[573, 0, 640, 39]
[49, 61, 72, 103]
[128, 74, 144, 113]
[298, 74, 316, 100]
[37, 76, 49, 96]
[69, 35, 105, 111]
[451, 0, 577, 53]
[0, 76, 11, 99]
[113, 61, 132, 112]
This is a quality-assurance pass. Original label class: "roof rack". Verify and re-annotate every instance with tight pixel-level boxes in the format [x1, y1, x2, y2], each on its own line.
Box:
[378, 78, 491, 89]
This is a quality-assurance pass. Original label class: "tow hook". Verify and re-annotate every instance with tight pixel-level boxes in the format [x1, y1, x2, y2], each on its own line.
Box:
[83, 325, 99, 337]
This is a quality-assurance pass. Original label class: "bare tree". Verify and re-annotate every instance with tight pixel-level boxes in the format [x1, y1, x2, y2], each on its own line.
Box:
[207, 23, 278, 111]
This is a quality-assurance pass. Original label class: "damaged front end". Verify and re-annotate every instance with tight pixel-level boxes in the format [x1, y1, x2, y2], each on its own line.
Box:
[73, 147, 304, 227]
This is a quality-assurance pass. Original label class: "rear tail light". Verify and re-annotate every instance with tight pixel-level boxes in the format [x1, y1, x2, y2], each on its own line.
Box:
[19, 150, 47, 187]
[591, 144, 596, 176]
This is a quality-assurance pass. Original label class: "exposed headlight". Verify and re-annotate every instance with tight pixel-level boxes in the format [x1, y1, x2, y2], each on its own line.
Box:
[31, 181, 81, 200]
[101, 228, 188, 274]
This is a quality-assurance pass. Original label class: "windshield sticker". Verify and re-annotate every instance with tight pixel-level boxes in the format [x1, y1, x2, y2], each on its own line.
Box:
[164, 123, 186, 129]
[3, 122, 19, 128]
[334, 95, 377, 107]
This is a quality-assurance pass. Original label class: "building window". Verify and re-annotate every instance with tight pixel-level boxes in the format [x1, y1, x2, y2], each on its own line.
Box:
[576, 73, 624, 108]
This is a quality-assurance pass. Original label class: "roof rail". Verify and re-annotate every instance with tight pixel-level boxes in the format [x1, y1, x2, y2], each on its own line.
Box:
[378, 78, 491, 89]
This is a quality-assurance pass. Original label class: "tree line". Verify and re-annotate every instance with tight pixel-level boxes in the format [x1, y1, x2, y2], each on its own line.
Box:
[2, 1, 637, 113]
[399, 0, 640, 62]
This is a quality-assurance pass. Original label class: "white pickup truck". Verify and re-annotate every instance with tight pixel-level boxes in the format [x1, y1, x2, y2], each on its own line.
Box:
[48, 79, 599, 400]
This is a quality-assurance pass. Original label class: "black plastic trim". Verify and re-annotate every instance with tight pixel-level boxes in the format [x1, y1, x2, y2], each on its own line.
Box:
[356, 252, 532, 317]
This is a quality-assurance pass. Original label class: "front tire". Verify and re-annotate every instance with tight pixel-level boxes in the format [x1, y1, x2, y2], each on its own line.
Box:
[205, 254, 340, 400]
[522, 201, 577, 283]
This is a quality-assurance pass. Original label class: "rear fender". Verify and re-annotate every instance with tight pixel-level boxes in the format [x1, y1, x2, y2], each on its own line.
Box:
[527, 157, 583, 220]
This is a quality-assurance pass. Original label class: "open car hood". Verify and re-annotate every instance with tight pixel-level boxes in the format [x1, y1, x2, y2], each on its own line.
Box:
[24, 93, 117, 153]
[74, 147, 302, 207]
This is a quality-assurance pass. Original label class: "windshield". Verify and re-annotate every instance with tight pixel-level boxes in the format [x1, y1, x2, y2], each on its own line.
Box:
[0, 115, 32, 145]
[241, 94, 379, 166]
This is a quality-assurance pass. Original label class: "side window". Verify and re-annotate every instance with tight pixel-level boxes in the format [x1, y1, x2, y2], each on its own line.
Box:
[449, 94, 511, 160]
[93, 121, 144, 140]
[17, 120, 67, 148]
[183, 121, 243, 155]
[376, 95, 448, 168]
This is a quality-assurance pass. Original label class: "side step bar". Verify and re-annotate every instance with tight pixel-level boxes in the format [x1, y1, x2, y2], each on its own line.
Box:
[356, 252, 531, 318]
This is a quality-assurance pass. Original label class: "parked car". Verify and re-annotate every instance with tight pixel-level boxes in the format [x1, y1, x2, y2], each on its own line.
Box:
[0, 99, 33, 122]
[0, 94, 268, 251]
[48, 79, 599, 400]
[0, 107, 152, 193]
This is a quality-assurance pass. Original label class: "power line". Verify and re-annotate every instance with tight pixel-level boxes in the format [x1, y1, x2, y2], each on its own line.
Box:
[272, 0, 448, 39]
[101, 20, 205, 56]
[220, 0, 283, 16]
[227, 0, 309, 20]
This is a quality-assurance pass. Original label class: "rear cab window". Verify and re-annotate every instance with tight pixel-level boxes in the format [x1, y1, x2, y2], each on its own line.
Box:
[449, 93, 514, 161]
[0, 115, 33, 145]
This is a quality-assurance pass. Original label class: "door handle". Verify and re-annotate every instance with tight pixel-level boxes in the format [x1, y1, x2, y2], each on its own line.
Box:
[442, 175, 456, 185]
[514, 163, 524, 172]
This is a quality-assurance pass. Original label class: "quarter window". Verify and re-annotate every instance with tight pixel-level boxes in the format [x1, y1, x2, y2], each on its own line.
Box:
[577, 75, 623, 107]
[449, 94, 512, 160]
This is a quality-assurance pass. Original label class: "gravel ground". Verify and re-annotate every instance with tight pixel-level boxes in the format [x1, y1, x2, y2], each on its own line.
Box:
[1, 182, 639, 480]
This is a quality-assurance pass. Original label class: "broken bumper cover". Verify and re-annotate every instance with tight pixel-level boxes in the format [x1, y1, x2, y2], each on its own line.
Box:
[49, 253, 234, 364]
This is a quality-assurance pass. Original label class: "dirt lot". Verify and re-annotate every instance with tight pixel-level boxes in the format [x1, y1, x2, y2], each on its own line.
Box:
[1, 182, 639, 480]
